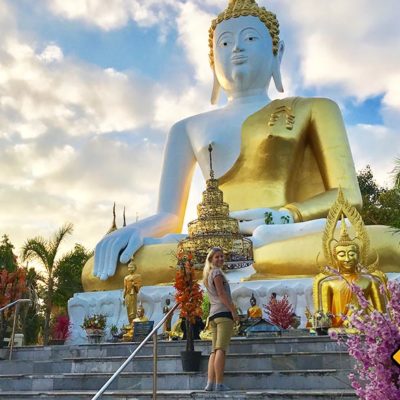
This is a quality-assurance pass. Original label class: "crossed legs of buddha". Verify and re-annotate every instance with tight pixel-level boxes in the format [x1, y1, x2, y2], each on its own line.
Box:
[82, 225, 400, 291]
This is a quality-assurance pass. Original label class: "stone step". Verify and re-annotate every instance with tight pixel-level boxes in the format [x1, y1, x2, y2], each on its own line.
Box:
[1, 351, 352, 374]
[0, 369, 352, 391]
[0, 389, 358, 400]
[68, 352, 352, 373]
[1, 337, 346, 361]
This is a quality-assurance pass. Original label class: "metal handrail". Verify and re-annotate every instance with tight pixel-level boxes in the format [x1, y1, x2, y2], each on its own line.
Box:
[92, 302, 179, 400]
[0, 299, 31, 313]
[0, 298, 31, 360]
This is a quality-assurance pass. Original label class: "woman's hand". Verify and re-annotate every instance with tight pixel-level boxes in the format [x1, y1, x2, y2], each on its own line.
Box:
[231, 309, 240, 323]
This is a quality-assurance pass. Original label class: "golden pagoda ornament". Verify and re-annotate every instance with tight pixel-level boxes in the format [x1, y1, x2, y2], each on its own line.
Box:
[178, 145, 253, 269]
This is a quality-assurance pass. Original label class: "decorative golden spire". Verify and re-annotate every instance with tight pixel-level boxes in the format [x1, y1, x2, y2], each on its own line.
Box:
[123, 206, 127, 227]
[208, 0, 280, 66]
[178, 144, 253, 269]
[208, 143, 215, 179]
[106, 202, 118, 235]
[338, 215, 352, 244]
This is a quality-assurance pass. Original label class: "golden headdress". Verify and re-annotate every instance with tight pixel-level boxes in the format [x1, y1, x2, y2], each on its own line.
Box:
[208, 0, 280, 67]
[321, 188, 372, 271]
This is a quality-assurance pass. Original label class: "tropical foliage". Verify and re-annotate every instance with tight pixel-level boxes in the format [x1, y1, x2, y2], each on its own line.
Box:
[52, 314, 70, 340]
[21, 223, 74, 344]
[0, 234, 19, 272]
[357, 165, 400, 229]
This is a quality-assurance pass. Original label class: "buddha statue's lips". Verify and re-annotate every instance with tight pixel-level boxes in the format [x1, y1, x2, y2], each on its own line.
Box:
[231, 55, 248, 64]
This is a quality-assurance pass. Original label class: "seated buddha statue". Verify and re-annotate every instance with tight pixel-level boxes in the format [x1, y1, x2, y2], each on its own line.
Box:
[82, 0, 400, 291]
[247, 293, 262, 320]
[122, 303, 149, 341]
[313, 190, 388, 328]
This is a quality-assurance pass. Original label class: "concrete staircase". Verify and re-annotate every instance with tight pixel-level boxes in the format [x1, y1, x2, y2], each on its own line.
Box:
[0, 336, 357, 399]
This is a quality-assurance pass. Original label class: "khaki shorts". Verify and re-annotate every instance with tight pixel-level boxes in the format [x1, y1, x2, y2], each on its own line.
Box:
[210, 317, 234, 353]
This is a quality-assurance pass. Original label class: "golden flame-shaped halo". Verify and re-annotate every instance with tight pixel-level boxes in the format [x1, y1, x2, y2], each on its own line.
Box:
[322, 188, 370, 268]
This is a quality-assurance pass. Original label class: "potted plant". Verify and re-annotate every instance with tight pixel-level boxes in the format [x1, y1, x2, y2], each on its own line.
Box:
[50, 314, 70, 345]
[81, 313, 106, 344]
[110, 324, 121, 342]
[174, 250, 203, 371]
[313, 310, 333, 335]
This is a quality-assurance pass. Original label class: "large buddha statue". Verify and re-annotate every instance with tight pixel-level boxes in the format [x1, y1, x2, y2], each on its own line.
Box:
[83, 0, 400, 291]
[313, 190, 388, 328]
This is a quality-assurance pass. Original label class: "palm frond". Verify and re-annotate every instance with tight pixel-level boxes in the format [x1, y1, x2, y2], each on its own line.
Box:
[393, 157, 400, 189]
[48, 223, 73, 267]
[21, 237, 50, 270]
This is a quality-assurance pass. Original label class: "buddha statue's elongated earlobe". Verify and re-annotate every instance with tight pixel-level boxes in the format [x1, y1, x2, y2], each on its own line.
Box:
[272, 40, 285, 93]
[211, 69, 221, 105]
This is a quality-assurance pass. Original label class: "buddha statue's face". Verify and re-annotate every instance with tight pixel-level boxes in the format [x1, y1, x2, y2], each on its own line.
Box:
[128, 261, 137, 273]
[213, 16, 276, 96]
[137, 307, 144, 318]
[334, 244, 359, 274]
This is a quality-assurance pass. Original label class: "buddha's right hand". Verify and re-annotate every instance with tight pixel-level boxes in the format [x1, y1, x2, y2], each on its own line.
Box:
[94, 226, 143, 281]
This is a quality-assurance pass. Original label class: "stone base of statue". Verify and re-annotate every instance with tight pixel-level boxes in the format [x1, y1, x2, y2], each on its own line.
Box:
[68, 270, 399, 344]
[67, 286, 177, 345]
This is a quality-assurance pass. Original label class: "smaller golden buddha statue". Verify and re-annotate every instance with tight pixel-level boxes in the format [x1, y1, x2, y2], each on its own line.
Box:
[162, 298, 172, 334]
[313, 190, 388, 328]
[122, 303, 149, 341]
[247, 293, 263, 320]
[123, 259, 142, 324]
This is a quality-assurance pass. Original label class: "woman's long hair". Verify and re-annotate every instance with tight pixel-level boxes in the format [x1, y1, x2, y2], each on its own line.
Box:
[202, 247, 223, 289]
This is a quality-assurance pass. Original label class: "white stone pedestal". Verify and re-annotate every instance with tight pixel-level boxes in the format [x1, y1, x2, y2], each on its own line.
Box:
[68, 270, 400, 344]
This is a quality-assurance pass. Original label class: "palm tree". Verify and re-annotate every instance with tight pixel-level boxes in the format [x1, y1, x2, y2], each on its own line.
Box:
[394, 157, 400, 190]
[21, 223, 73, 344]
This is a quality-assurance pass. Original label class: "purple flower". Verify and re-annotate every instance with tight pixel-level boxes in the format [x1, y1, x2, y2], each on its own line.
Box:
[330, 279, 400, 399]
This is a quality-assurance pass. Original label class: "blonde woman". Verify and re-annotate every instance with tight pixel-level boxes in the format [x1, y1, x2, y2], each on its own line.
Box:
[203, 247, 239, 391]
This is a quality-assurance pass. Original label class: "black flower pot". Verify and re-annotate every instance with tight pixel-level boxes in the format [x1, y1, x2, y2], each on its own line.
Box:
[316, 327, 329, 336]
[180, 350, 202, 372]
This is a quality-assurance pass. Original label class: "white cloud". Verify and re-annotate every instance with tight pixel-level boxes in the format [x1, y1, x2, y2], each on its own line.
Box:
[348, 123, 400, 186]
[1, 0, 399, 257]
[272, 0, 400, 109]
[46, 0, 180, 31]
[0, 0, 168, 251]
[38, 44, 64, 63]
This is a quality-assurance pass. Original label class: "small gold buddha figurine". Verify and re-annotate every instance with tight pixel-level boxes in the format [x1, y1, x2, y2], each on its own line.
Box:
[122, 303, 149, 341]
[162, 298, 172, 333]
[247, 293, 263, 320]
[122, 259, 142, 324]
[313, 189, 388, 328]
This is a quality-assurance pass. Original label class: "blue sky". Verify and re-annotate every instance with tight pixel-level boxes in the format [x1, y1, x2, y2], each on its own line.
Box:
[0, 0, 399, 253]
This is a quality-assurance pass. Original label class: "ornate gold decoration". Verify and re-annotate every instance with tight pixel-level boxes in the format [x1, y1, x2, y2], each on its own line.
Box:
[268, 105, 296, 130]
[209, 0, 280, 67]
[313, 189, 388, 327]
[178, 145, 253, 269]
[322, 187, 370, 270]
